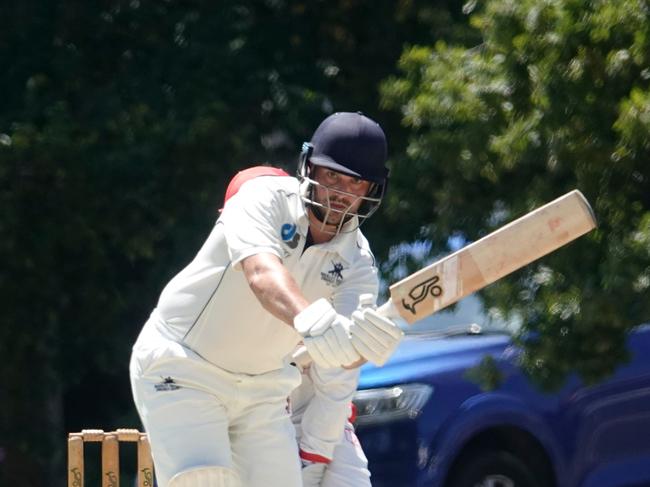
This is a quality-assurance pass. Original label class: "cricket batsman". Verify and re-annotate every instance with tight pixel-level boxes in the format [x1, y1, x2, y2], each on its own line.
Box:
[129, 112, 404, 487]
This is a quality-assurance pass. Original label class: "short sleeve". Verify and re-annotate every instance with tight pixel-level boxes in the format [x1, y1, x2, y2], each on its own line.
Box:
[219, 177, 285, 268]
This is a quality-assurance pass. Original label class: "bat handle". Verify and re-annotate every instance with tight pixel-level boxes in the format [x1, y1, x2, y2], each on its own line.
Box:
[376, 299, 400, 319]
[291, 298, 399, 368]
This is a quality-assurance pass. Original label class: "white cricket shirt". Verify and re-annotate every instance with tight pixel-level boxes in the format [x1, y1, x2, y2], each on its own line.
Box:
[152, 175, 379, 375]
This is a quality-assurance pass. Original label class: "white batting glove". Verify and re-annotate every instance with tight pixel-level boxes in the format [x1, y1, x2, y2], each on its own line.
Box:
[350, 297, 404, 366]
[294, 299, 361, 368]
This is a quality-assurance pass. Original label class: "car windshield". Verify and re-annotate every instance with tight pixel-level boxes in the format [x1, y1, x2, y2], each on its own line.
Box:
[399, 295, 521, 337]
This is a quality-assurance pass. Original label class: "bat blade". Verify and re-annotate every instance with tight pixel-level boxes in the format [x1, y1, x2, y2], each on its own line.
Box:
[387, 189, 597, 324]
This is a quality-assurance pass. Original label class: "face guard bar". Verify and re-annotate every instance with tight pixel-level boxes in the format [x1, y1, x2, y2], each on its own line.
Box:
[299, 176, 383, 235]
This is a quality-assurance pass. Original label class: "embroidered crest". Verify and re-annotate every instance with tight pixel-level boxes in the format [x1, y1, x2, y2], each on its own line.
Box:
[321, 260, 346, 287]
[154, 376, 181, 391]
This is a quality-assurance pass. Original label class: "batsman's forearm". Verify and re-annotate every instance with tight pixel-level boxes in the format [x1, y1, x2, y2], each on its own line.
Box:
[294, 298, 400, 369]
[242, 253, 310, 327]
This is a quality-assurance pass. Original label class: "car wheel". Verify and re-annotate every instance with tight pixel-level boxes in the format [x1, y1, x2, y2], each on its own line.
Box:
[448, 450, 542, 487]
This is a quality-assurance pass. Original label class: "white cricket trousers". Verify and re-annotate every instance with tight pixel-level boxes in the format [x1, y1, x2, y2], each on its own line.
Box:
[130, 317, 302, 487]
[322, 423, 371, 487]
[294, 420, 371, 487]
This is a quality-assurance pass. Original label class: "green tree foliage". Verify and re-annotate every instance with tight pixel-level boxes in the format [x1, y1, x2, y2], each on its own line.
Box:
[381, 0, 650, 390]
[0, 1, 473, 485]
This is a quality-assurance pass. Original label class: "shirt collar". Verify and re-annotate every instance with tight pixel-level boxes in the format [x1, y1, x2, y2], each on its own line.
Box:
[317, 225, 360, 264]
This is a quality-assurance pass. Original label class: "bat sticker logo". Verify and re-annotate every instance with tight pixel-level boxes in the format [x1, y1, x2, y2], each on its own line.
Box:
[141, 468, 154, 486]
[70, 468, 82, 487]
[402, 275, 443, 314]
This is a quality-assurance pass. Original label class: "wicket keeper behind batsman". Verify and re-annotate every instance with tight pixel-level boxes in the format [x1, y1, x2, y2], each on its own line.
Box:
[129, 112, 404, 487]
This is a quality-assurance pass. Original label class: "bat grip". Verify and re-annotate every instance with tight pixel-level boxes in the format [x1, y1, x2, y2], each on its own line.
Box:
[376, 299, 399, 319]
[291, 298, 398, 368]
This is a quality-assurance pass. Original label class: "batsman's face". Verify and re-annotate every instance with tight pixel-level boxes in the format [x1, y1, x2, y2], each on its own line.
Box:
[311, 166, 372, 226]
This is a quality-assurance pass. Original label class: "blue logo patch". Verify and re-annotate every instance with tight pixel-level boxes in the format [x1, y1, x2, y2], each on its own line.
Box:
[281, 223, 297, 241]
[281, 223, 300, 249]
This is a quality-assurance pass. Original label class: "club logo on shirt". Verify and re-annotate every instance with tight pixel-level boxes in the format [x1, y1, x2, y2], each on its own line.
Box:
[321, 260, 346, 287]
[154, 376, 181, 392]
[281, 223, 300, 249]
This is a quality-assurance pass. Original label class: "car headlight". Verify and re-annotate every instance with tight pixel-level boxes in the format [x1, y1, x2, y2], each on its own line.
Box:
[352, 383, 433, 425]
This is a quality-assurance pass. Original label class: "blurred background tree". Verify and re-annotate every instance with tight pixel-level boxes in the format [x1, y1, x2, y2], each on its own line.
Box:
[0, 1, 472, 485]
[380, 0, 650, 390]
[2, 0, 649, 485]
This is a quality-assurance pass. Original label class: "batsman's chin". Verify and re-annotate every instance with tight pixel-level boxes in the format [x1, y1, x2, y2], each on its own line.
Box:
[352, 383, 433, 426]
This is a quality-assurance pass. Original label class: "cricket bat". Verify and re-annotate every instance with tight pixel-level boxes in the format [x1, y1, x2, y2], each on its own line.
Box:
[293, 189, 596, 365]
[378, 189, 597, 324]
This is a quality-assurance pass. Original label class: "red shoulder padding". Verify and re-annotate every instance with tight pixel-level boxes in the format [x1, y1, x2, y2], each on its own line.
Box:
[223, 166, 290, 205]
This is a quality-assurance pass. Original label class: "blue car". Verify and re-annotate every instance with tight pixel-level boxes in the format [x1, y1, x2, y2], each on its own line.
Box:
[353, 322, 650, 487]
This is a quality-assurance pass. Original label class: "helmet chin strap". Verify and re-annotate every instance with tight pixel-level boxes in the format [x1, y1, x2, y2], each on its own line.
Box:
[304, 174, 361, 235]
[309, 205, 353, 234]
[298, 155, 383, 235]
[308, 202, 329, 225]
[302, 159, 336, 228]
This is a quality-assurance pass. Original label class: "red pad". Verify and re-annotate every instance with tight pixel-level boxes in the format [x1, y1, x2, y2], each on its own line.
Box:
[299, 449, 332, 465]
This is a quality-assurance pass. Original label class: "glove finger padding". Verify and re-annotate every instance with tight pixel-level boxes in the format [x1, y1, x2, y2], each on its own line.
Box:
[350, 311, 383, 365]
[294, 298, 337, 336]
[306, 329, 358, 368]
[363, 309, 404, 340]
[321, 329, 349, 366]
[331, 318, 361, 365]
[295, 299, 361, 368]
[350, 312, 384, 349]
[304, 336, 340, 368]
[316, 328, 359, 367]
[350, 333, 383, 366]
[350, 308, 404, 366]
[351, 310, 394, 349]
